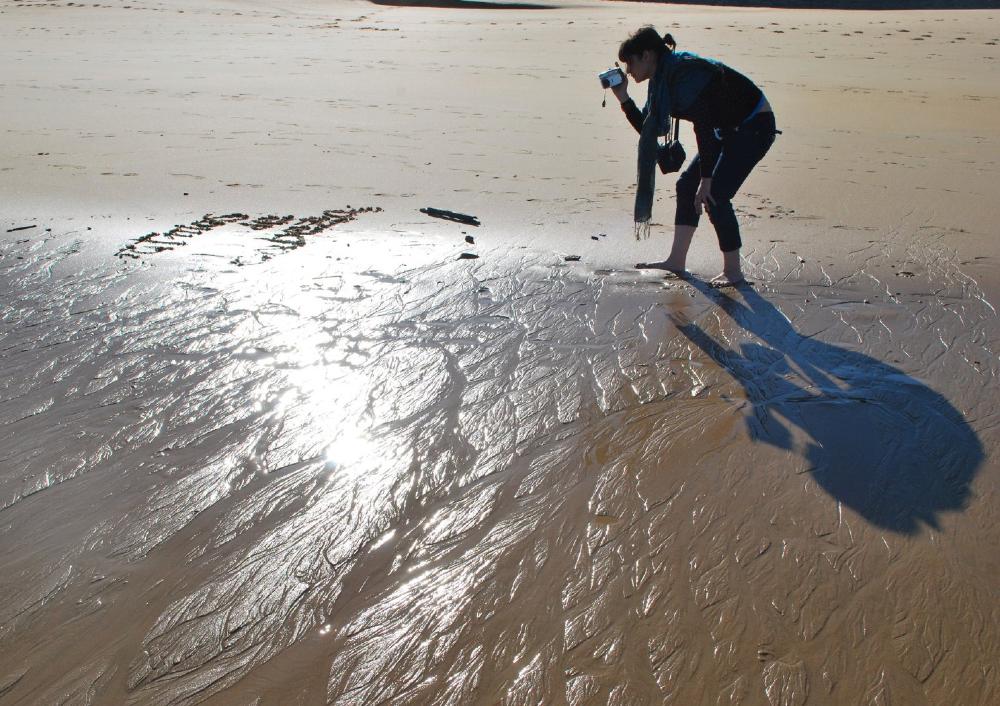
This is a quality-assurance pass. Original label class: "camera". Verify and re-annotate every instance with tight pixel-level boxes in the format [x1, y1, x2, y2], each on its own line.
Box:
[599, 68, 624, 89]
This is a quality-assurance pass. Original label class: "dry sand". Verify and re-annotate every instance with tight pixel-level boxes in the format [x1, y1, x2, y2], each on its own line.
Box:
[1, 0, 999, 704]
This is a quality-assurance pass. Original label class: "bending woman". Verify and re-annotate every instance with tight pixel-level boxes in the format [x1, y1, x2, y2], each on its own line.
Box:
[613, 26, 778, 286]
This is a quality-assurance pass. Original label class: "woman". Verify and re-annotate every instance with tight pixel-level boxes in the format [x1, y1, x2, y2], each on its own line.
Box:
[612, 26, 778, 286]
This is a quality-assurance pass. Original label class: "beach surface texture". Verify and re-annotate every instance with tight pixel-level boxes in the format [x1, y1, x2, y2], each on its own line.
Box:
[1, 0, 999, 704]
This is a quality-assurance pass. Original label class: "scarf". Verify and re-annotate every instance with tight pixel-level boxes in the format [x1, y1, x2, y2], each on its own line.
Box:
[634, 51, 720, 239]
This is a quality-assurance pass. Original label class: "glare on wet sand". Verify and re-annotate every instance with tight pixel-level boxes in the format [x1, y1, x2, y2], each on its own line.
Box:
[0, 217, 997, 705]
[3, 0, 1000, 701]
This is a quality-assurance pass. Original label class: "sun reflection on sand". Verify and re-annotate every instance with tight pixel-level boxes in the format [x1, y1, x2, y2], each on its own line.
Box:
[3, 206, 997, 705]
[324, 427, 377, 474]
[255, 283, 383, 476]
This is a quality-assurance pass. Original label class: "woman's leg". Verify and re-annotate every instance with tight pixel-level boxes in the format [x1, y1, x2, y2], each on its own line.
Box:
[705, 115, 777, 283]
[667, 156, 703, 271]
[663, 225, 697, 272]
[719, 248, 743, 285]
[637, 158, 702, 272]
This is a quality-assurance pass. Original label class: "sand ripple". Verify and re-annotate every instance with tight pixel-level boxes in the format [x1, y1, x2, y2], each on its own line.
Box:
[0, 225, 997, 704]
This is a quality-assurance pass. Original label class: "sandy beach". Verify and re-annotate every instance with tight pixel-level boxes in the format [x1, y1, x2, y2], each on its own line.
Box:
[2, 0, 999, 704]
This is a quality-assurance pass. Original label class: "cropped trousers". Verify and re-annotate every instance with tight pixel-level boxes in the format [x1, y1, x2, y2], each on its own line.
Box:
[675, 112, 778, 252]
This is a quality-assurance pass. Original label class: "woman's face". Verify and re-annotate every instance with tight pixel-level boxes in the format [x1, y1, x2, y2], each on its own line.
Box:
[624, 50, 658, 83]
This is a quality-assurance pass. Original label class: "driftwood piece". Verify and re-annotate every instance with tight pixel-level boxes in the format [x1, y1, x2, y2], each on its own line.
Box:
[420, 207, 481, 227]
[6, 225, 37, 233]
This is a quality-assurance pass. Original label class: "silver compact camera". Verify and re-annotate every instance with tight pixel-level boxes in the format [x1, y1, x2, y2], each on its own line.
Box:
[599, 67, 624, 89]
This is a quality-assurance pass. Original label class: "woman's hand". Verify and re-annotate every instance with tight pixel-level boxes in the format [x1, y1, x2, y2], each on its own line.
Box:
[611, 71, 630, 103]
[695, 177, 715, 215]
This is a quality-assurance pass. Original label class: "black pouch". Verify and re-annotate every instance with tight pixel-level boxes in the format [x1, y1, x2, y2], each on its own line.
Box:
[657, 118, 686, 174]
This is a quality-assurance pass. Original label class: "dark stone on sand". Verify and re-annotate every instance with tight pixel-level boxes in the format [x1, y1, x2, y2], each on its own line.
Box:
[564, 255, 581, 262]
[458, 252, 479, 260]
[465, 235, 475, 244]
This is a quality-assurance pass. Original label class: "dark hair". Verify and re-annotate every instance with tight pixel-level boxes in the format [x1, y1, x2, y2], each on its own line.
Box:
[617, 26, 676, 64]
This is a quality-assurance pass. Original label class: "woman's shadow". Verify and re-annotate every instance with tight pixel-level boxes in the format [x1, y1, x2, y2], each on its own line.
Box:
[671, 280, 983, 534]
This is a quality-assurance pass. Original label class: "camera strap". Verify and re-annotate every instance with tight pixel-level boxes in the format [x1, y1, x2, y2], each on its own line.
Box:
[670, 118, 680, 143]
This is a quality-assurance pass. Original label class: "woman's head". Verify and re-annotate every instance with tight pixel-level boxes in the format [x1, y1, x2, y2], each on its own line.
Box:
[618, 26, 676, 83]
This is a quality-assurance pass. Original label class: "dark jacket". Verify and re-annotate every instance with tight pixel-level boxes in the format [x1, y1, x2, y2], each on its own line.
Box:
[622, 51, 764, 177]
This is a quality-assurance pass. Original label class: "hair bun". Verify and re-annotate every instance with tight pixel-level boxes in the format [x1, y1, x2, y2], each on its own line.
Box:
[618, 26, 673, 63]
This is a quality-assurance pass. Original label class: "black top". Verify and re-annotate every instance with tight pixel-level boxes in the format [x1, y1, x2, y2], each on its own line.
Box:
[621, 62, 764, 177]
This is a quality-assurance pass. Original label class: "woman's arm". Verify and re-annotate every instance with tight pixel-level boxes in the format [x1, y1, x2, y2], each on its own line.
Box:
[620, 98, 644, 134]
[692, 122, 721, 214]
[693, 122, 722, 178]
[611, 75, 644, 134]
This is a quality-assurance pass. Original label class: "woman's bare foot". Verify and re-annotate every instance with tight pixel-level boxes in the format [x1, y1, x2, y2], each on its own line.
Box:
[712, 249, 746, 287]
[710, 270, 747, 288]
[635, 259, 688, 277]
[636, 226, 696, 276]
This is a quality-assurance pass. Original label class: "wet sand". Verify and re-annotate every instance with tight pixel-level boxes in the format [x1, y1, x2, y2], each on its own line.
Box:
[2, 0, 1000, 704]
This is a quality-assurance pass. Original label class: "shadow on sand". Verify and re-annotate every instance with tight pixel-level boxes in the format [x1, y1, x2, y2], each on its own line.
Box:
[673, 279, 983, 534]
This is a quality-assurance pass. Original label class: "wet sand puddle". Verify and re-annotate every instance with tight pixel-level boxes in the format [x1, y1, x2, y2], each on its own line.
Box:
[0, 223, 997, 705]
